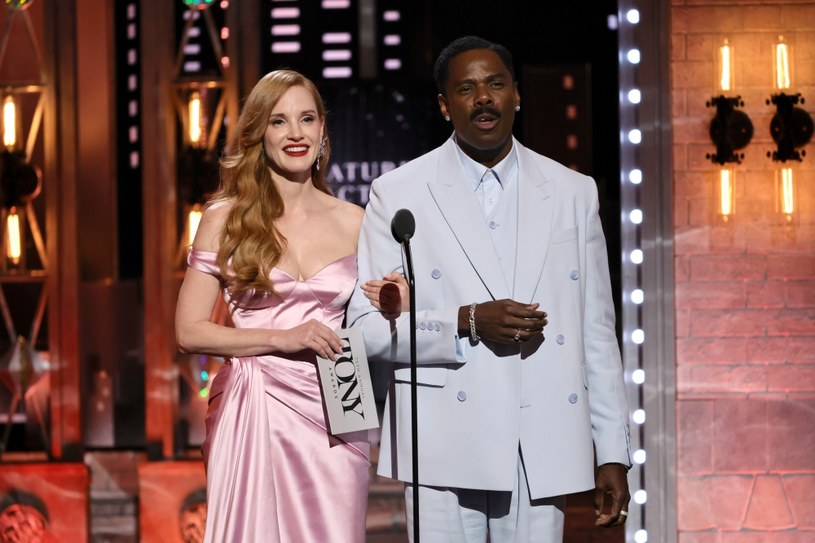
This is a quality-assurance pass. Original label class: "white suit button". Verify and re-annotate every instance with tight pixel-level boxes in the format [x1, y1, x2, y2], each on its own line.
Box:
[419, 322, 427, 330]
[489, 220, 497, 230]
[569, 270, 580, 280]
[434, 323, 441, 331]
[431, 268, 442, 279]
[568, 393, 578, 404]
[556, 334, 565, 345]
[457, 391, 467, 402]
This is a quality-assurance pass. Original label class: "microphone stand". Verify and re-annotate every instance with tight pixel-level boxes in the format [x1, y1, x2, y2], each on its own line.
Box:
[391, 208, 419, 541]
[400, 233, 419, 543]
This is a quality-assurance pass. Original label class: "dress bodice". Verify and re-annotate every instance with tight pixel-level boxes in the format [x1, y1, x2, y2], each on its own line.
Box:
[187, 249, 357, 332]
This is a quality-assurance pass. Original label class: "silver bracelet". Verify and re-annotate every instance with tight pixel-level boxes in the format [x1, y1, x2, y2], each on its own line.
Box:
[469, 302, 479, 342]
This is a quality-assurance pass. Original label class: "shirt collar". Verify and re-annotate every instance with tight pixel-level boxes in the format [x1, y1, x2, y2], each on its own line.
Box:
[453, 137, 518, 191]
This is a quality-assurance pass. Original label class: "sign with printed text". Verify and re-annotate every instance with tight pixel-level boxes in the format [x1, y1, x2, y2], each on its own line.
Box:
[316, 327, 379, 435]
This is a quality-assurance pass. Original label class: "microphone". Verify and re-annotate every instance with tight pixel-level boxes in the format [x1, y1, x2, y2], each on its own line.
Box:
[389, 207, 420, 542]
[390, 208, 415, 243]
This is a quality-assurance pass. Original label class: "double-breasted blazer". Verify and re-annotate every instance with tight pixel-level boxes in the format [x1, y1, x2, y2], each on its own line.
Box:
[347, 137, 631, 500]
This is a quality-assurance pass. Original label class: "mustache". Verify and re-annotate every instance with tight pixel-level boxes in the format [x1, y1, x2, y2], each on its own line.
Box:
[470, 107, 501, 121]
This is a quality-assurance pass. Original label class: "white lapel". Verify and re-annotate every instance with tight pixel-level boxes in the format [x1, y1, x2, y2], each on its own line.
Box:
[513, 142, 554, 303]
[427, 138, 511, 301]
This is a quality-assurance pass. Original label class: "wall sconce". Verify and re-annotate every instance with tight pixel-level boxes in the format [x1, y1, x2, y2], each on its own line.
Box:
[767, 35, 813, 163]
[766, 36, 812, 224]
[0, 87, 44, 273]
[174, 82, 222, 254]
[707, 39, 754, 165]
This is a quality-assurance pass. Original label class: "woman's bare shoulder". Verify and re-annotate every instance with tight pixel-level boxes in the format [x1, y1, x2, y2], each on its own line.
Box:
[193, 198, 233, 251]
[330, 196, 364, 227]
[313, 194, 363, 244]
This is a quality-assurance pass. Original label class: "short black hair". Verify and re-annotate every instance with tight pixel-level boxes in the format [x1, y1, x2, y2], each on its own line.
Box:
[433, 36, 515, 95]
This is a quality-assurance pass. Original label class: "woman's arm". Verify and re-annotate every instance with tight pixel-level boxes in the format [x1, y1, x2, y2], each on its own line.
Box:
[174, 204, 344, 360]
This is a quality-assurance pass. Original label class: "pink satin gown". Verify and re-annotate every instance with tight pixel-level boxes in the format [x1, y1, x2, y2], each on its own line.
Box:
[188, 250, 371, 543]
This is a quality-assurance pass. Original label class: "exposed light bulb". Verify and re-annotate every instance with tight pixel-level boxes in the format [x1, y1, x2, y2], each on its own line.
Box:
[774, 36, 791, 90]
[6, 208, 21, 265]
[2, 96, 17, 150]
[188, 91, 203, 147]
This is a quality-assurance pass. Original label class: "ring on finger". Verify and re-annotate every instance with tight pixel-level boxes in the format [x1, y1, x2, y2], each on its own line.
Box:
[513, 329, 521, 342]
[620, 511, 628, 517]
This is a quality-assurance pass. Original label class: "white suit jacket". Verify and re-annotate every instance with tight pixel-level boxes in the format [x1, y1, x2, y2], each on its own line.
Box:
[347, 137, 631, 499]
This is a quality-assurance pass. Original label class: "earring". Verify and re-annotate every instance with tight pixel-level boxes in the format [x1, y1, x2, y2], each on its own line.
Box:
[514, 105, 520, 112]
[444, 115, 451, 122]
[315, 138, 326, 171]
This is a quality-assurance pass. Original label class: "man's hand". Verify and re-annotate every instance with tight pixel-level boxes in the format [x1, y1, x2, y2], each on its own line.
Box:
[593, 463, 630, 527]
[459, 299, 548, 344]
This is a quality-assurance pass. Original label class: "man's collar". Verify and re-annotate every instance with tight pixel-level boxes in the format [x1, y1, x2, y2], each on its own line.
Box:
[452, 136, 518, 191]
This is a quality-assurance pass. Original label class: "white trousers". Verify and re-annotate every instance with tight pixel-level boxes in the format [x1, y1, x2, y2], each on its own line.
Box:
[404, 455, 565, 543]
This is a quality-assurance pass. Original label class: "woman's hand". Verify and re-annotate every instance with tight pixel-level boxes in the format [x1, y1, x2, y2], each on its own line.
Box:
[275, 319, 343, 360]
[361, 272, 410, 319]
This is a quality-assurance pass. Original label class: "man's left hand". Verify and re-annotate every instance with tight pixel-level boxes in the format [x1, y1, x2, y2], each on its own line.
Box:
[593, 463, 630, 527]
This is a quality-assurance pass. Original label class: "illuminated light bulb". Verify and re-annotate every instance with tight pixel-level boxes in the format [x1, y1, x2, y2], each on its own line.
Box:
[779, 167, 794, 221]
[635, 529, 648, 543]
[632, 329, 645, 344]
[628, 129, 642, 144]
[629, 169, 642, 184]
[774, 36, 791, 91]
[632, 369, 645, 384]
[629, 209, 643, 224]
[630, 249, 643, 264]
[626, 9, 640, 24]
[632, 409, 646, 424]
[2, 96, 17, 151]
[627, 49, 641, 64]
[633, 449, 647, 464]
[627, 89, 641, 104]
[718, 169, 735, 221]
[718, 39, 733, 92]
[6, 208, 21, 265]
[188, 205, 203, 246]
[631, 289, 644, 304]
[634, 489, 647, 504]
[188, 91, 203, 147]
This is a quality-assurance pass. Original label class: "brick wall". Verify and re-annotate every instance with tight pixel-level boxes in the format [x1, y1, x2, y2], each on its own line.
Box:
[671, 1, 815, 541]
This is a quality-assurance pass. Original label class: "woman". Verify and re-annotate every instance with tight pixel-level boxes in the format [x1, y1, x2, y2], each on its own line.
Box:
[175, 70, 370, 542]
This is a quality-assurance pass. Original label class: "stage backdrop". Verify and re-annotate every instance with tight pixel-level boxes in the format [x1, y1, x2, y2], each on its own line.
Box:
[320, 80, 449, 208]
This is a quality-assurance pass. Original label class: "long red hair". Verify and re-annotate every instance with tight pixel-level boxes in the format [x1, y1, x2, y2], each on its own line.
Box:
[211, 70, 332, 294]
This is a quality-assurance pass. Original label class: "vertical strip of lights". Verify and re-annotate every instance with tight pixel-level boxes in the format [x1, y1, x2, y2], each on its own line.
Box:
[320, 0, 355, 79]
[124, 3, 141, 172]
[114, 0, 144, 279]
[618, 5, 647, 543]
[619, 2, 676, 542]
[378, 0, 403, 73]
[270, 0, 302, 56]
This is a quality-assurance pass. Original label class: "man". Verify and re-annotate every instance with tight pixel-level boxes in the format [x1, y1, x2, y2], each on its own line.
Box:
[347, 35, 631, 542]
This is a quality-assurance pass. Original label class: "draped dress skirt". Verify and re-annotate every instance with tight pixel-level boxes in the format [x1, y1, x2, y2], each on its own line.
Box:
[188, 250, 371, 543]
